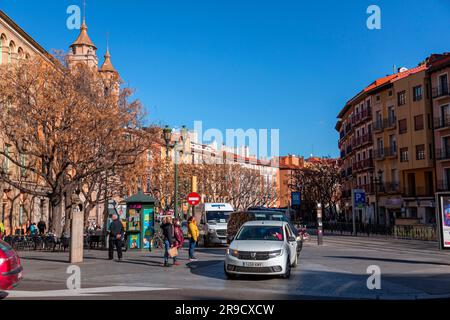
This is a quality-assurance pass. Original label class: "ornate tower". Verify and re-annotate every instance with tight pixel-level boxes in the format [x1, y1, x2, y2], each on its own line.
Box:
[67, 17, 98, 69]
[100, 46, 120, 95]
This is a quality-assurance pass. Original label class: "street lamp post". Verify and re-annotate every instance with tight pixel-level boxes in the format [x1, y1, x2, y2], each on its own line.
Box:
[373, 169, 383, 226]
[163, 125, 188, 219]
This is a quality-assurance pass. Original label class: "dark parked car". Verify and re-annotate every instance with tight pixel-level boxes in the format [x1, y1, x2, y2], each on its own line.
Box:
[0, 239, 23, 290]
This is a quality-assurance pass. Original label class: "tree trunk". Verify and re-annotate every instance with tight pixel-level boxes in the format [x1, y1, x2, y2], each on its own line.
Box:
[50, 197, 63, 237]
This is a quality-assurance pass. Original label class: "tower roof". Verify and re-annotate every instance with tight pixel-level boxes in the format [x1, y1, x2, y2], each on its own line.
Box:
[100, 48, 117, 73]
[70, 21, 97, 50]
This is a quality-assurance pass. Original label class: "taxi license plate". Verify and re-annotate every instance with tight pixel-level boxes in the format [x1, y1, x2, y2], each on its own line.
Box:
[242, 262, 263, 267]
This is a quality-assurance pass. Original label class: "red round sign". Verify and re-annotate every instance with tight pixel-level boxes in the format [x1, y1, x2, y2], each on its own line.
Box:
[187, 192, 201, 206]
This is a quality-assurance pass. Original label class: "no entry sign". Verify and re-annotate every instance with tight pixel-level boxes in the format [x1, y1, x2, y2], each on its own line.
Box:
[187, 192, 201, 206]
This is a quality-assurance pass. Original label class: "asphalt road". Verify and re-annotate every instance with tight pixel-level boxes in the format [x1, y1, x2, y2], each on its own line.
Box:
[2, 235, 450, 300]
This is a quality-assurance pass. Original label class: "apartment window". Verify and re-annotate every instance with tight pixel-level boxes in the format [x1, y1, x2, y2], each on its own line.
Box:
[388, 90, 393, 97]
[416, 144, 425, 160]
[3, 145, 10, 173]
[399, 119, 407, 134]
[413, 85, 423, 101]
[414, 115, 424, 131]
[398, 90, 406, 106]
[376, 95, 381, 102]
[400, 147, 409, 162]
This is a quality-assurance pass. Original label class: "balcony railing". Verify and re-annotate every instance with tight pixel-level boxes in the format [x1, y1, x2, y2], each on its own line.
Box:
[434, 116, 450, 130]
[432, 85, 450, 99]
[374, 147, 397, 160]
[385, 117, 397, 129]
[351, 134, 373, 149]
[352, 158, 374, 172]
[383, 182, 400, 193]
[436, 148, 450, 161]
[352, 108, 372, 126]
[373, 120, 383, 132]
[402, 186, 434, 197]
[437, 180, 450, 192]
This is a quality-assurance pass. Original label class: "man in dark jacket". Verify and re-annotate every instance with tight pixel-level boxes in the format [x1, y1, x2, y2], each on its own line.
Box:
[37, 220, 46, 235]
[108, 214, 125, 261]
[160, 217, 175, 267]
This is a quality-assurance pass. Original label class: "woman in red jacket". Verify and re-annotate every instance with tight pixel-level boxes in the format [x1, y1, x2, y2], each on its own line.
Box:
[173, 218, 185, 266]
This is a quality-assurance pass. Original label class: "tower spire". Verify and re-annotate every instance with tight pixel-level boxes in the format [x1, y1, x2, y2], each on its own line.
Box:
[83, 0, 86, 24]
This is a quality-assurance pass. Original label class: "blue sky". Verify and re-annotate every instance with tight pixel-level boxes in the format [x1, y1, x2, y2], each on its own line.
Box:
[1, 1, 449, 158]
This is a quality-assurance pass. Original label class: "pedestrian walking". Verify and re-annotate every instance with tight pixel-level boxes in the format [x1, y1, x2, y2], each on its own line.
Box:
[29, 223, 38, 236]
[173, 218, 185, 266]
[161, 217, 176, 267]
[108, 214, 124, 261]
[37, 220, 46, 235]
[187, 216, 199, 261]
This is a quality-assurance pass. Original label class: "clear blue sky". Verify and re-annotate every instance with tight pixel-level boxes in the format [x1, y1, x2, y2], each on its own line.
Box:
[1, 1, 449, 158]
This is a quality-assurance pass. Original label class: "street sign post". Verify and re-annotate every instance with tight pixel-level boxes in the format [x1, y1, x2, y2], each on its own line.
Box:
[187, 192, 201, 206]
[351, 189, 366, 236]
[187, 192, 201, 220]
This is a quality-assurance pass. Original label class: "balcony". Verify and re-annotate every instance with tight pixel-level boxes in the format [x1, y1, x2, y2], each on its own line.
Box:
[373, 120, 384, 132]
[434, 116, 450, 130]
[432, 85, 450, 99]
[353, 134, 373, 149]
[352, 108, 372, 126]
[402, 187, 434, 198]
[385, 117, 397, 130]
[354, 158, 374, 172]
[383, 182, 400, 193]
[437, 180, 450, 192]
[374, 147, 397, 161]
[436, 148, 450, 161]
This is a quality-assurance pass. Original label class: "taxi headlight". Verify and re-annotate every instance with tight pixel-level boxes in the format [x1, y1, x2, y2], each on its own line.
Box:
[268, 250, 283, 258]
[226, 249, 239, 257]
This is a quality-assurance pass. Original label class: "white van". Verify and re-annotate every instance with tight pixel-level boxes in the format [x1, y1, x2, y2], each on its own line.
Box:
[195, 203, 234, 247]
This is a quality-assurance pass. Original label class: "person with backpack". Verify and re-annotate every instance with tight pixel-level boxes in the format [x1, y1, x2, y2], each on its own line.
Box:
[173, 218, 185, 266]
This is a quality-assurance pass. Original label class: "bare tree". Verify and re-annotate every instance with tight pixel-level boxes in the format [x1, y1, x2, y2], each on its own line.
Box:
[0, 58, 147, 235]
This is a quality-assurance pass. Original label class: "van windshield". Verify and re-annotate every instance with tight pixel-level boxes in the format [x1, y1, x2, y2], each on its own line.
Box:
[206, 211, 232, 223]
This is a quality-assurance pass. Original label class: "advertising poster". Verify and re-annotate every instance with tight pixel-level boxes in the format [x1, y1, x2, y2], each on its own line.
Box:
[127, 208, 141, 232]
[441, 196, 450, 249]
[129, 234, 140, 249]
[143, 208, 154, 249]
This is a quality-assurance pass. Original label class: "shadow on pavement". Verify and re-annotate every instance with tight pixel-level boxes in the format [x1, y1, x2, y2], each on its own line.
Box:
[195, 247, 227, 256]
[186, 260, 288, 282]
[325, 255, 450, 267]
